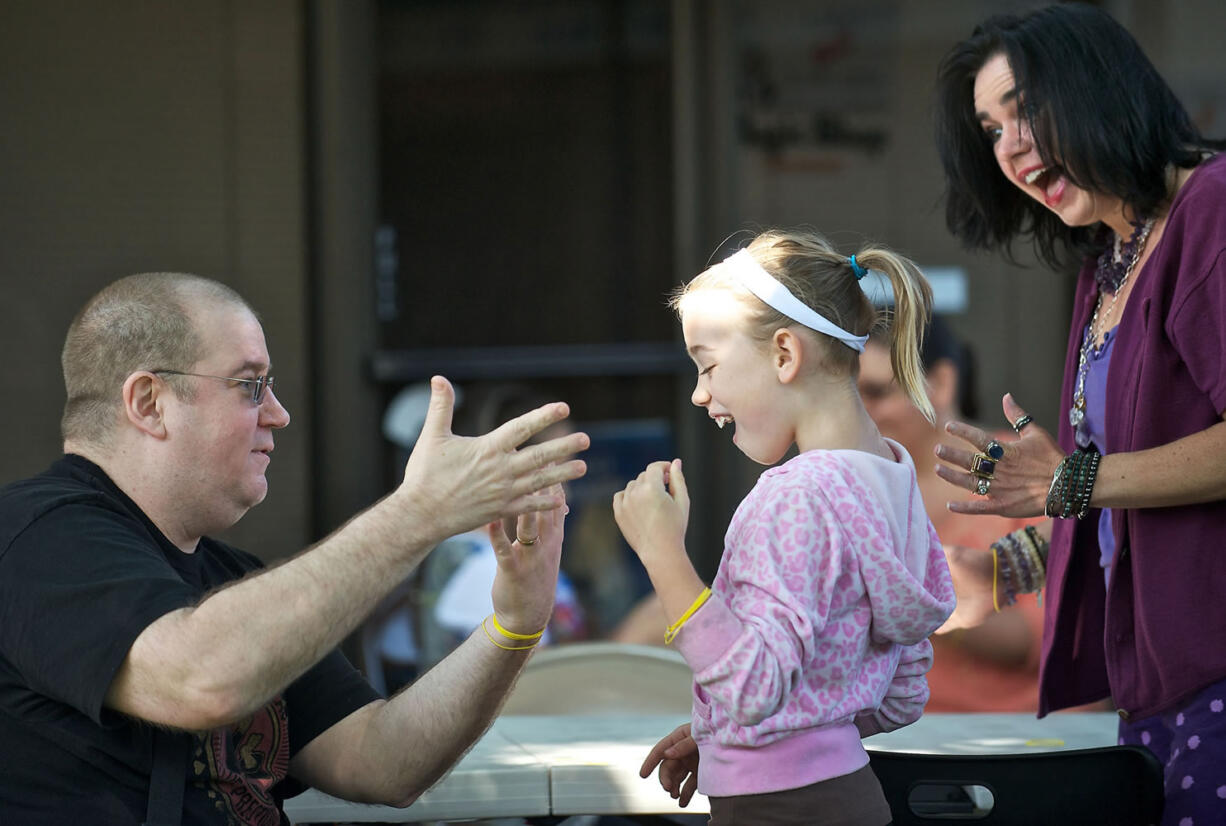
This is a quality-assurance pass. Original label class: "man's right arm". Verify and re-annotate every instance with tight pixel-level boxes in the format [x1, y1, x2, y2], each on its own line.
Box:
[104, 377, 588, 731]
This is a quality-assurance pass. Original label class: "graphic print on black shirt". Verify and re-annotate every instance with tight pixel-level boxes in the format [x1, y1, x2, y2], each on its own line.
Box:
[196, 697, 291, 826]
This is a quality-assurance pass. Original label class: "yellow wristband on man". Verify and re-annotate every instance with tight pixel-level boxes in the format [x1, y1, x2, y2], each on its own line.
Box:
[482, 614, 547, 651]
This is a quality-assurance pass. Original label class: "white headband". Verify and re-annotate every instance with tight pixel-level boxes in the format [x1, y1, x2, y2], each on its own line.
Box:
[720, 248, 869, 352]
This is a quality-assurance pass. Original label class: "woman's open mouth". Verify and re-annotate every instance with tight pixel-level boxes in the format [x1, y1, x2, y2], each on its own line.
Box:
[1022, 164, 1067, 207]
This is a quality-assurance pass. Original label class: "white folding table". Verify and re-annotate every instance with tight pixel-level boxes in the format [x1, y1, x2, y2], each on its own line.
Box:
[284, 712, 1122, 823]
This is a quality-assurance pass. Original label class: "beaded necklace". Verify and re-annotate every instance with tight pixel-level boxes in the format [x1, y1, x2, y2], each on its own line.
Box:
[1094, 218, 1152, 293]
[1069, 217, 1155, 446]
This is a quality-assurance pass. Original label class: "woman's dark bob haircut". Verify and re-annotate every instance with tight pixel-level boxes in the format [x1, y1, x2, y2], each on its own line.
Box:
[934, 2, 1224, 269]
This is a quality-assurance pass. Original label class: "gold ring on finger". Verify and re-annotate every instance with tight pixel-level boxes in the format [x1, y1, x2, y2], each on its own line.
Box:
[969, 452, 996, 480]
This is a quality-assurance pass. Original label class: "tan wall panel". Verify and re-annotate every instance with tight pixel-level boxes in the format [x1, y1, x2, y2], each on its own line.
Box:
[0, 0, 309, 560]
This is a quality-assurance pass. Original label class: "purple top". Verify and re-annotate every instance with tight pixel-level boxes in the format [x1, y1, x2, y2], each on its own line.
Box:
[1041, 152, 1226, 720]
[1081, 328, 1117, 583]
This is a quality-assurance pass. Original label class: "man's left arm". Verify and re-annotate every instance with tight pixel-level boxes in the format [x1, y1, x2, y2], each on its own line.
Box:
[288, 493, 565, 805]
[287, 628, 531, 805]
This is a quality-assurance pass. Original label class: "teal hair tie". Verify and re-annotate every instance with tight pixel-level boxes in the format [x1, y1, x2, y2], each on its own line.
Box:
[849, 255, 868, 280]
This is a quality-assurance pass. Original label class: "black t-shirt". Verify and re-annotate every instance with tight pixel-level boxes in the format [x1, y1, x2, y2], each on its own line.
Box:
[0, 455, 380, 825]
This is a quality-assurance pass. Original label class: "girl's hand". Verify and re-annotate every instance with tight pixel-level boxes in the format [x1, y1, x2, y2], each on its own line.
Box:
[640, 723, 700, 807]
[612, 459, 690, 567]
[934, 394, 1064, 518]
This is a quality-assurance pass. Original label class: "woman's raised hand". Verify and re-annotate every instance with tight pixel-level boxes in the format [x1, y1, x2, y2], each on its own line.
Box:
[934, 393, 1064, 518]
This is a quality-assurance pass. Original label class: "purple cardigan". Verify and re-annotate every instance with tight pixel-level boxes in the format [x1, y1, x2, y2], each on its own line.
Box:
[1039, 153, 1226, 720]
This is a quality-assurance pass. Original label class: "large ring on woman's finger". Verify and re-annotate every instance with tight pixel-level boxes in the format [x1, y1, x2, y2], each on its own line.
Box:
[1011, 414, 1034, 433]
[517, 534, 539, 546]
[976, 477, 991, 496]
[984, 439, 1005, 461]
[969, 453, 997, 479]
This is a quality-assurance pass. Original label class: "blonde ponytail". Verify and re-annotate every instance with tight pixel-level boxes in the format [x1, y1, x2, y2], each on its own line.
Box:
[853, 248, 935, 423]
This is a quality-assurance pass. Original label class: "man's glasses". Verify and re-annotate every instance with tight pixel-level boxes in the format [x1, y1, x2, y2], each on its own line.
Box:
[154, 370, 275, 405]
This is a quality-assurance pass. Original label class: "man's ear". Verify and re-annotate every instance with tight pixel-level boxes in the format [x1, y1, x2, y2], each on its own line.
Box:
[772, 328, 802, 384]
[122, 372, 168, 438]
[927, 359, 959, 416]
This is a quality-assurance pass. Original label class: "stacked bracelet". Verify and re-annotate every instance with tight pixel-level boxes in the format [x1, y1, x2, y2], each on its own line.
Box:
[990, 526, 1051, 611]
[1044, 448, 1101, 519]
[664, 587, 712, 645]
[482, 614, 547, 651]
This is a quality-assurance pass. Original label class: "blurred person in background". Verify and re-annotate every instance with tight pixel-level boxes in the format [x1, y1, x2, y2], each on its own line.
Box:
[859, 316, 1045, 712]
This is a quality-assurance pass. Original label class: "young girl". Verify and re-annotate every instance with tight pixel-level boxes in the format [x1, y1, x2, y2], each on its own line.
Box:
[613, 229, 956, 825]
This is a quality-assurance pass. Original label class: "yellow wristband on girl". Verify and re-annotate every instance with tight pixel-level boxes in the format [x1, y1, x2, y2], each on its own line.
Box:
[664, 587, 712, 645]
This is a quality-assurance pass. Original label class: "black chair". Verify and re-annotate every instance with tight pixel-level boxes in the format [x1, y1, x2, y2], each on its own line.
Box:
[868, 745, 1163, 825]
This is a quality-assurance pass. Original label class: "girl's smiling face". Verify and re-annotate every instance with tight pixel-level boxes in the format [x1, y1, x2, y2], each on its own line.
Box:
[680, 289, 796, 465]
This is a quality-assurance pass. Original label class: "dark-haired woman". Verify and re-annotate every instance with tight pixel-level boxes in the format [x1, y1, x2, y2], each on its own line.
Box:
[929, 4, 1226, 822]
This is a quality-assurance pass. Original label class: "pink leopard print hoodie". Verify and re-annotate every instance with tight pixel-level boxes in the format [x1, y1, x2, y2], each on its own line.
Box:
[673, 439, 955, 796]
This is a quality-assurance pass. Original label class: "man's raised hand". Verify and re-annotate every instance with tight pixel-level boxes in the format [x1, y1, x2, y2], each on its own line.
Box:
[395, 376, 588, 545]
